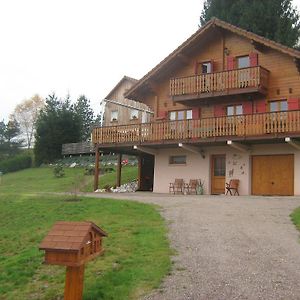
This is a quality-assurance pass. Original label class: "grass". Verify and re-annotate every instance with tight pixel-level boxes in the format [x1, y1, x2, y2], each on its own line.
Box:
[0, 165, 138, 194]
[291, 207, 300, 232]
[0, 167, 171, 300]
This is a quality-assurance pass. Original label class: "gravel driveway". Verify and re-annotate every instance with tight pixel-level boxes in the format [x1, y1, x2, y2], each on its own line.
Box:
[86, 193, 300, 300]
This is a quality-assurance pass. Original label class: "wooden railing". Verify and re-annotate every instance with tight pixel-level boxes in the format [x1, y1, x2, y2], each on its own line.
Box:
[92, 111, 300, 145]
[170, 66, 269, 96]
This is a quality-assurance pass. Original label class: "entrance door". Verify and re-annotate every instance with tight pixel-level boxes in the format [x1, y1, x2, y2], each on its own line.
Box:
[138, 154, 154, 191]
[252, 155, 294, 196]
[211, 155, 226, 194]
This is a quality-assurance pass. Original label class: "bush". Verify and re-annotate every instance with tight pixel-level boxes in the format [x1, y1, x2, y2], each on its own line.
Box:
[0, 153, 32, 174]
[53, 165, 65, 178]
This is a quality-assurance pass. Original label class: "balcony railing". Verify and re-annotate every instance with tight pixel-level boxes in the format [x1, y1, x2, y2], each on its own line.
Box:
[92, 110, 300, 145]
[170, 66, 269, 99]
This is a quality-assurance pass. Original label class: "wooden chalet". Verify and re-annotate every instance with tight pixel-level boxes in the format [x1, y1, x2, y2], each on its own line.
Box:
[92, 18, 300, 196]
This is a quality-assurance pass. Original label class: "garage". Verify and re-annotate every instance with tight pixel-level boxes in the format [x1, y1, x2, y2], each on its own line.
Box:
[252, 155, 294, 196]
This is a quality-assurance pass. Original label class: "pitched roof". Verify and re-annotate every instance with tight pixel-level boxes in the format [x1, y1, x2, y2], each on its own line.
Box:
[39, 221, 107, 252]
[105, 75, 138, 100]
[125, 18, 300, 99]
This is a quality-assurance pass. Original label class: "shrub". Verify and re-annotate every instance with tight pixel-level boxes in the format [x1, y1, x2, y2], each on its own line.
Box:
[53, 165, 65, 178]
[0, 153, 32, 174]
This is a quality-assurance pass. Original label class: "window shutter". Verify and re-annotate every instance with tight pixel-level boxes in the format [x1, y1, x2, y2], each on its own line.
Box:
[194, 62, 199, 75]
[249, 52, 258, 67]
[243, 102, 253, 114]
[255, 100, 266, 113]
[210, 60, 214, 73]
[288, 98, 300, 110]
[157, 111, 167, 120]
[214, 105, 224, 117]
[192, 108, 201, 119]
[227, 56, 235, 70]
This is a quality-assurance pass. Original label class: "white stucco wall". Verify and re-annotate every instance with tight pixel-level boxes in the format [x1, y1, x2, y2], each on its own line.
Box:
[153, 143, 299, 195]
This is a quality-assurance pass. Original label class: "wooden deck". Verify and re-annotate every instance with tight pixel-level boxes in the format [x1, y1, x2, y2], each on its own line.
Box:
[170, 66, 269, 102]
[92, 111, 300, 146]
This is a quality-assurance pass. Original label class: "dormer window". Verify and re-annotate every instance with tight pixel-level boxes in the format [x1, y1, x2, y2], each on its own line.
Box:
[237, 56, 250, 69]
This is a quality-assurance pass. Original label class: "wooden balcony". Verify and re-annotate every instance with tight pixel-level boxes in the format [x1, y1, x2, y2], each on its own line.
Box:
[92, 110, 300, 147]
[170, 66, 269, 102]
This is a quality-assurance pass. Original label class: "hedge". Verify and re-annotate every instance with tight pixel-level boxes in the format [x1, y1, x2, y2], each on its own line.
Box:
[0, 153, 32, 174]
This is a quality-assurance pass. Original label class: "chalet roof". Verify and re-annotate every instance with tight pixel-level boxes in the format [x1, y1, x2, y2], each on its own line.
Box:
[39, 221, 107, 252]
[125, 18, 300, 100]
[105, 75, 138, 100]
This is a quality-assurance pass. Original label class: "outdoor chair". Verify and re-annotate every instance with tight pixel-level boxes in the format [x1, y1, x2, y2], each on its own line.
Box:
[225, 179, 240, 196]
[185, 179, 199, 194]
[169, 178, 184, 194]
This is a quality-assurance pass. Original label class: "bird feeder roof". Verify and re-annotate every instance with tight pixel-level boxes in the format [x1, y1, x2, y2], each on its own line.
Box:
[39, 221, 107, 252]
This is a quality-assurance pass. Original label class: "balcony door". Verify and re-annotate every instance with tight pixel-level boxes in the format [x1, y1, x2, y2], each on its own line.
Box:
[211, 155, 226, 194]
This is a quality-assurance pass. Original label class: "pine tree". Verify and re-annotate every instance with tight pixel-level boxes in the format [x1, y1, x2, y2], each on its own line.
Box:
[200, 0, 300, 47]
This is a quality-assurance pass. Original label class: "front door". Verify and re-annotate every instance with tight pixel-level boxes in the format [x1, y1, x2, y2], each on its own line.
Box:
[211, 155, 226, 194]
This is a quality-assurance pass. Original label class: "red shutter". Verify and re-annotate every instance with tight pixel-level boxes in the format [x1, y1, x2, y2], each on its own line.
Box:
[157, 111, 167, 119]
[214, 105, 224, 117]
[249, 52, 258, 67]
[192, 107, 200, 119]
[210, 60, 214, 73]
[255, 100, 266, 113]
[288, 98, 300, 110]
[227, 56, 235, 70]
[243, 102, 253, 114]
[194, 62, 199, 75]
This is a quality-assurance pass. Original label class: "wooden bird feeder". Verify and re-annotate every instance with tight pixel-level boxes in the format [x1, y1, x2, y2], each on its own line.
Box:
[39, 221, 107, 300]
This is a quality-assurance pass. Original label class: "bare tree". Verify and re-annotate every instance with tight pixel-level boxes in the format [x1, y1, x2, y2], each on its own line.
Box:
[12, 94, 45, 149]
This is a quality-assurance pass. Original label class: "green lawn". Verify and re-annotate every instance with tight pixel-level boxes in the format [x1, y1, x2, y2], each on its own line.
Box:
[0, 165, 138, 194]
[291, 207, 300, 232]
[0, 167, 171, 300]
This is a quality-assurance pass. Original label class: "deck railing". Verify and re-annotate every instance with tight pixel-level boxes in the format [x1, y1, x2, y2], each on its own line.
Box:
[169, 66, 269, 96]
[92, 110, 300, 145]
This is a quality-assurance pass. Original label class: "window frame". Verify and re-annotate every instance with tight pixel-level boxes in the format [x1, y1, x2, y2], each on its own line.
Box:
[168, 109, 193, 121]
[226, 104, 243, 116]
[130, 109, 139, 120]
[169, 155, 187, 165]
[110, 110, 118, 122]
[237, 55, 250, 69]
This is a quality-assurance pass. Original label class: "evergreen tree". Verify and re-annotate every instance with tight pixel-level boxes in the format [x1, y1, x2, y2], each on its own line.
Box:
[74, 95, 95, 140]
[200, 0, 300, 47]
[34, 94, 81, 165]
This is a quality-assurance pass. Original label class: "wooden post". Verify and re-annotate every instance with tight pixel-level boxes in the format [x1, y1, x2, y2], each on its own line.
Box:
[94, 145, 100, 191]
[116, 153, 122, 187]
[64, 265, 85, 300]
[138, 155, 142, 191]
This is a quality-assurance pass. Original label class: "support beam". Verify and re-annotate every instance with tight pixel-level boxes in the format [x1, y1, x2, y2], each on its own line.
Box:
[64, 265, 85, 300]
[133, 145, 157, 156]
[285, 137, 300, 150]
[116, 153, 122, 187]
[178, 143, 205, 159]
[94, 145, 100, 191]
[227, 140, 250, 153]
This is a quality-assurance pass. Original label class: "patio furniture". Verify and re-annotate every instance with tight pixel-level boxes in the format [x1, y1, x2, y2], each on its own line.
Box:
[225, 179, 240, 196]
[185, 179, 199, 194]
[169, 178, 184, 194]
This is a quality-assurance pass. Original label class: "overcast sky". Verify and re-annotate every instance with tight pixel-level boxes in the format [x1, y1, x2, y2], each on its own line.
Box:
[0, 0, 299, 121]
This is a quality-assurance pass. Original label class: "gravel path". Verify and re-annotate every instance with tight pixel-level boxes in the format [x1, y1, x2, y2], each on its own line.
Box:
[84, 192, 300, 300]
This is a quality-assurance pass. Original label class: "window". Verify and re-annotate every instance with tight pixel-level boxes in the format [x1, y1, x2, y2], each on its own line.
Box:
[213, 156, 226, 176]
[201, 62, 212, 74]
[111, 110, 118, 122]
[269, 100, 288, 112]
[237, 56, 250, 69]
[227, 104, 243, 116]
[169, 110, 193, 120]
[169, 155, 186, 165]
[130, 109, 139, 120]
